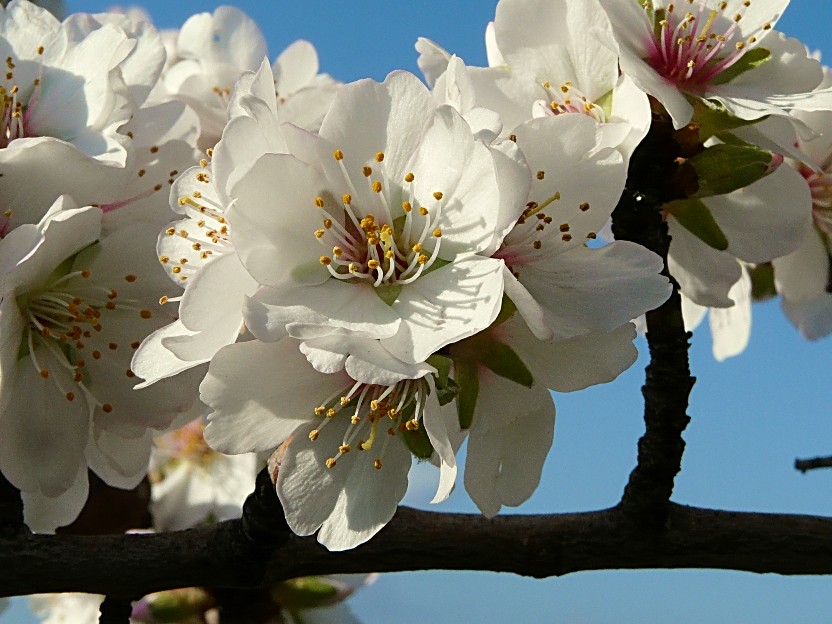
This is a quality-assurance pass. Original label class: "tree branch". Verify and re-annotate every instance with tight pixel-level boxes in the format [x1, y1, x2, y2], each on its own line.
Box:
[5, 503, 832, 598]
[611, 112, 697, 527]
[795, 456, 832, 474]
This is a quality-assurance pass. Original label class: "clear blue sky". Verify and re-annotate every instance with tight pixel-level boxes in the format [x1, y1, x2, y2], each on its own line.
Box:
[6, 1, 832, 622]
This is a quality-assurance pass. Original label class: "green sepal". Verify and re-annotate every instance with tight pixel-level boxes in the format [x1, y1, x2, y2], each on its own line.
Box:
[688, 143, 774, 197]
[664, 198, 729, 251]
[426, 354, 459, 406]
[401, 421, 436, 459]
[480, 342, 534, 389]
[148, 588, 214, 622]
[454, 359, 479, 430]
[691, 98, 764, 142]
[271, 577, 340, 611]
[491, 294, 518, 328]
[595, 89, 614, 120]
[712, 47, 771, 85]
[375, 283, 402, 306]
[749, 262, 777, 301]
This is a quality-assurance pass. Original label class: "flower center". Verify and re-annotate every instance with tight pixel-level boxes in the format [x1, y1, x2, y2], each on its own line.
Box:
[314, 150, 444, 289]
[1, 48, 45, 149]
[539, 81, 606, 123]
[154, 419, 217, 471]
[643, 1, 771, 91]
[307, 377, 428, 471]
[21, 266, 155, 413]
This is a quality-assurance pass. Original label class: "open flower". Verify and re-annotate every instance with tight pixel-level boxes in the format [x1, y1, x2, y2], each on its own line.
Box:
[601, 0, 832, 130]
[0, 197, 198, 531]
[233, 70, 528, 364]
[202, 335, 456, 551]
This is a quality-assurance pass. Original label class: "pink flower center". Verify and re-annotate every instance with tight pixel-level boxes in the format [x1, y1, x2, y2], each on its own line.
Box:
[800, 163, 832, 238]
[643, 1, 773, 92]
[1, 50, 45, 149]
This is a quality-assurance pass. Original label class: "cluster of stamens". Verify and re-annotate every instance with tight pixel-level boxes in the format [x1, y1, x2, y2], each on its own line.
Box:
[153, 419, 217, 475]
[315, 150, 444, 288]
[308, 378, 428, 471]
[541, 81, 606, 123]
[643, 0, 772, 89]
[495, 164, 596, 274]
[162, 153, 231, 284]
[23, 269, 154, 412]
[1, 47, 44, 149]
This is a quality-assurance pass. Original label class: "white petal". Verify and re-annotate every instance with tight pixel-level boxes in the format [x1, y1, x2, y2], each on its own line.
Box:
[21, 465, 89, 533]
[709, 266, 752, 361]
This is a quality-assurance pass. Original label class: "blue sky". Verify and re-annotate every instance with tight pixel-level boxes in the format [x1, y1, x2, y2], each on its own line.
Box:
[6, 1, 832, 622]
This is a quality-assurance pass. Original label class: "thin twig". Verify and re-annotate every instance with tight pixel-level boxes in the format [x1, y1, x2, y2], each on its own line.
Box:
[795, 456, 832, 474]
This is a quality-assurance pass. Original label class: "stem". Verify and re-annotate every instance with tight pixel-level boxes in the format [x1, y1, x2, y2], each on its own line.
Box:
[795, 455, 832, 474]
[611, 113, 697, 528]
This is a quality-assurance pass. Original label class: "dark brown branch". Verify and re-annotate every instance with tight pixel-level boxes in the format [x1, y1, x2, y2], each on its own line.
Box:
[0, 472, 23, 538]
[795, 456, 832, 473]
[6, 503, 832, 598]
[611, 113, 697, 527]
[98, 596, 133, 624]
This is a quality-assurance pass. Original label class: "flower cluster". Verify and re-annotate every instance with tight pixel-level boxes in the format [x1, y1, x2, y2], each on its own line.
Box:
[0, 0, 830, 563]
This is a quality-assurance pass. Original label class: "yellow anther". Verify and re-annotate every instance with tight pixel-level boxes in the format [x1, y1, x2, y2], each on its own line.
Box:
[419, 207, 429, 216]
[159, 296, 169, 305]
[323, 218, 333, 229]
[587, 232, 597, 239]
[325, 458, 337, 469]
[342, 193, 352, 205]
[326, 408, 337, 418]
[372, 180, 383, 193]
[333, 149, 344, 160]
[405, 172, 415, 182]
[385, 250, 394, 259]
[332, 246, 343, 257]
[309, 429, 320, 441]
[418, 254, 428, 265]
[402, 201, 412, 212]
[432, 228, 442, 238]
[39, 369, 49, 379]
[373, 459, 383, 470]
[339, 444, 351, 454]
[199, 158, 208, 168]
[433, 191, 443, 200]
[405, 419, 420, 431]
[340, 396, 351, 406]
[351, 415, 361, 425]
[315, 196, 325, 207]
[362, 166, 373, 177]
[320, 256, 332, 265]
[533, 240, 542, 250]
[370, 399, 380, 411]
[367, 259, 380, 270]
[315, 406, 326, 416]
[412, 243, 423, 253]
[375, 151, 384, 162]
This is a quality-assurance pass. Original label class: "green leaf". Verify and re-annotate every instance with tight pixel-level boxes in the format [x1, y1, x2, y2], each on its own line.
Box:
[688, 143, 773, 197]
[480, 342, 534, 389]
[455, 359, 479, 430]
[691, 99, 763, 141]
[664, 198, 729, 251]
[375, 283, 402, 306]
[712, 47, 771, 85]
[401, 422, 436, 459]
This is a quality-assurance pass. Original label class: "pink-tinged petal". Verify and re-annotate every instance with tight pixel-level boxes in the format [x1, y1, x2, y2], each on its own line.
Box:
[202, 339, 346, 454]
[384, 256, 505, 363]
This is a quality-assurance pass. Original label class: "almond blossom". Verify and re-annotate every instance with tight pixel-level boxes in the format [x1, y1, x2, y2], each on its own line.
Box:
[163, 5, 339, 146]
[202, 336, 456, 551]
[0, 197, 198, 532]
[600, 0, 832, 131]
[232, 70, 527, 364]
